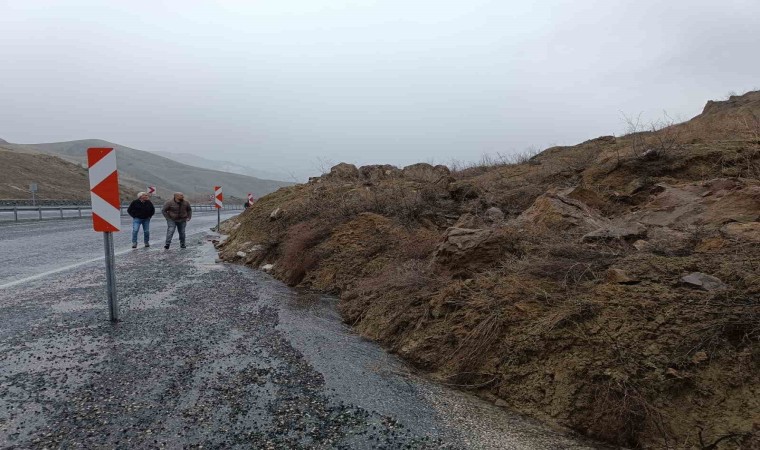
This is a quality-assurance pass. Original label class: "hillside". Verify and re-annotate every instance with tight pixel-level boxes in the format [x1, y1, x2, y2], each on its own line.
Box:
[2, 139, 292, 201]
[0, 146, 140, 201]
[217, 91, 760, 448]
[152, 151, 293, 183]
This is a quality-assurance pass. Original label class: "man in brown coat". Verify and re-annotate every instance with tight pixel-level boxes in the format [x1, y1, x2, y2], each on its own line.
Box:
[162, 192, 192, 249]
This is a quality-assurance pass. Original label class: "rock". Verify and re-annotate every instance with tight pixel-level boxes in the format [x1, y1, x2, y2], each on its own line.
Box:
[327, 163, 360, 180]
[605, 268, 637, 284]
[359, 164, 400, 181]
[248, 244, 264, 252]
[484, 207, 505, 223]
[632, 240, 648, 251]
[643, 227, 691, 255]
[583, 222, 646, 242]
[721, 222, 760, 243]
[517, 188, 608, 233]
[565, 186, 609, 211]
[214, 258, 223, 264]
[694, 237, 727, 253]
[453, 213, 480, 229]
[269, 207, 283, 220]
[236, 251, 247, 258]
[680, 272, 728, 291]
[691, 351, 708, 364]
[494, 399, 508, 408]
[620, 181, 760, 229]
[448, 181, 481, 200]
[260, 263, 274, 272]
[433, 227, 516, 270]
[401, 163, 451, 183]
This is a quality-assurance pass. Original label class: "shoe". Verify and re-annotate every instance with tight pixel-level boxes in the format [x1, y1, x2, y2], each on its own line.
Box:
[164, 244, 170, 250]
[132, 243, 137, 249]
[145, 243, 150, 248]
[180, 243, 187, 249]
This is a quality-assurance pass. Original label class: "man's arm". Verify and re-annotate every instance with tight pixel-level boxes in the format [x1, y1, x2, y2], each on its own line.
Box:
[148, 202, 156, 218]
[186, 203, 192, 221]
[127, 200, 136, 218]
[161, 202, 170, 220]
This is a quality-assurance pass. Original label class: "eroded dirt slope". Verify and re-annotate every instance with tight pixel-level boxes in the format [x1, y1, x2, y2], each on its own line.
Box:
[218, 91, 760, 448]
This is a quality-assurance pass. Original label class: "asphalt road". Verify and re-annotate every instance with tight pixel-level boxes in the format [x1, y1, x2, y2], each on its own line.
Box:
[0, 217, 603, 449]
[0, 207, 240, 224]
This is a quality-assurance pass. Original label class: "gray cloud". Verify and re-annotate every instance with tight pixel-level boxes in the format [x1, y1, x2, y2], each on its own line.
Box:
[1, 0, 758, 180]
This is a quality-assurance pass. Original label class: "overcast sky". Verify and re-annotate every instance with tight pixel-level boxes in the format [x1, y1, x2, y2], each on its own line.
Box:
[1, 0, 759, 180]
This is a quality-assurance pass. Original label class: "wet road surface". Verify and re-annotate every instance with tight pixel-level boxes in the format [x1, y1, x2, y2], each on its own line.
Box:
[0, 211, 237, 287]
[0, 219, 604, 449]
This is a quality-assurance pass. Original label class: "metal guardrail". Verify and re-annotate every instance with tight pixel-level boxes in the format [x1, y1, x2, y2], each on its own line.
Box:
[0, 204, 244, 222]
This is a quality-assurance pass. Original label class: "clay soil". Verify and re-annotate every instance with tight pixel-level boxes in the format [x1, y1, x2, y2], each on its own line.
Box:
[218, 91, 760, 448]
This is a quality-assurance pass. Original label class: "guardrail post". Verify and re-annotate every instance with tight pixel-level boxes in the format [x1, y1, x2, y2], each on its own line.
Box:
[38, 207, 42, 220]
[59, 207, 64, 218]
[14, 206, 18, 221]
[78, 207, 82, 217]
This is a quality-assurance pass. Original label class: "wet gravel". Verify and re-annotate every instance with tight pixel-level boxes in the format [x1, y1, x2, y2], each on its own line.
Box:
[0, 226, 604, 449]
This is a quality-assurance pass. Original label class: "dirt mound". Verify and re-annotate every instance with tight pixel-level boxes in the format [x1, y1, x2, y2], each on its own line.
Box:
[218, 91, 760, 448]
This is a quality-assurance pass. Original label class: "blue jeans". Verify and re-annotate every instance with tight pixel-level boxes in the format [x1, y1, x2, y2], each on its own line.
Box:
[132, 218, 151, 244]
[165, 220, 187, 246]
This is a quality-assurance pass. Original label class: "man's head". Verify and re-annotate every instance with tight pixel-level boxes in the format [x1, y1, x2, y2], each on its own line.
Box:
[174, 192, 185, 202]
[137, 192, 149, 201]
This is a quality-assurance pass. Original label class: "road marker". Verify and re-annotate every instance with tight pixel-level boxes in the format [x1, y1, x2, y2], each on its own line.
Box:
[147, 186, 156, 195]
[87, 147, 120, 322]
[214, 186, 223, 209]
[247, 193, 255, 206]
[214, 186, 223, 231]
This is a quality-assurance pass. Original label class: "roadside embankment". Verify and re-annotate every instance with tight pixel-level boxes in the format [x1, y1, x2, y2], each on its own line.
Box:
[217, 91, 760, 448]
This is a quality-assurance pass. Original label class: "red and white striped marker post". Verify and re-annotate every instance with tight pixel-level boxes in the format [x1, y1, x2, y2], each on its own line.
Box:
[214, 186, 223, 231]
[247, 193, 255, 206]
[147, 186, 156, 196]
[87, 147, 121, 322]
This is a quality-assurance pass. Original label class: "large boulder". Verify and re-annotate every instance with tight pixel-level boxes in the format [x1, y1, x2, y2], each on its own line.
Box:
[434, 228, 495, 270]
[359, 164, 400, 181]
[516, 188, 608, 233]
[624, 180, 760, 229]
[326, 163, 360, 180]
[433, 227, 520, 272]
[401, 163, 451, 183]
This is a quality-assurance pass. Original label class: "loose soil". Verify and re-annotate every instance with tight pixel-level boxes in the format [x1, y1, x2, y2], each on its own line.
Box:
[219, 91, 760, 448]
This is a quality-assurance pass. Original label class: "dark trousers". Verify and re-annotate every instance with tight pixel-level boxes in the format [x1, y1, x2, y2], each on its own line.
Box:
[165, 220, 187, 246]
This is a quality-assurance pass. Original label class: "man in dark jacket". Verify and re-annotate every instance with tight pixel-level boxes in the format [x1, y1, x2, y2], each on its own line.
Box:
[127, 192, 155, 248]
[162, 192, 192, 249]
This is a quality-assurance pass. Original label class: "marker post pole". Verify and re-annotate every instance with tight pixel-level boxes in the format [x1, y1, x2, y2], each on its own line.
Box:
[87, 147, 122, 322]
[103, 231, 118, 321]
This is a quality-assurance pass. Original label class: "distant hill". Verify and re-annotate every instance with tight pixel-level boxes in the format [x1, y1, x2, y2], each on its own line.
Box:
[153, 151, 295, 183]
[2, 139, 293, 201]
[0, 146, 139, 201]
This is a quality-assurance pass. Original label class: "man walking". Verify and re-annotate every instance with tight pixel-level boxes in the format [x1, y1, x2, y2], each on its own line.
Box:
[162, 192, 192, 249]
[127, 192, 155, 248]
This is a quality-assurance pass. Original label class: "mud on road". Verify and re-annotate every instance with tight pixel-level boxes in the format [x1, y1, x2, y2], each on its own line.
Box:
[0, 229, 602, 449]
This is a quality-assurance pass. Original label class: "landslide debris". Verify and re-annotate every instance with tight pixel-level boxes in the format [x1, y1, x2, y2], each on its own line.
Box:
[218, 91, 760, 448]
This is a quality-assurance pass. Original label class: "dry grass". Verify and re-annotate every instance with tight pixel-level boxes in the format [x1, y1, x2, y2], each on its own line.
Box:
[221, 90, 760, 449]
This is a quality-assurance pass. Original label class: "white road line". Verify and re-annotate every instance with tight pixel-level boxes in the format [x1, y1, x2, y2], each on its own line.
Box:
[0, 229, 218, 290]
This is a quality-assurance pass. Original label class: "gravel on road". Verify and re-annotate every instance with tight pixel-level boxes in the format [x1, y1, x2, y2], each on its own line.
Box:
[0, 225, 604, 449]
